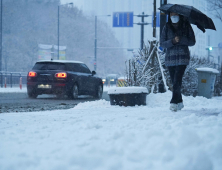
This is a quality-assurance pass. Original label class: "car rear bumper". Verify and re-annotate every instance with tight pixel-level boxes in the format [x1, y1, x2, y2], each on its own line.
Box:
[27, 82, 71, 95]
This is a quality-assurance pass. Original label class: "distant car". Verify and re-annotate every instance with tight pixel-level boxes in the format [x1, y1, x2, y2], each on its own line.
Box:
[105, 74, 119, 86]
[102, 77, 106, 84]
[27, 60, 103, 99]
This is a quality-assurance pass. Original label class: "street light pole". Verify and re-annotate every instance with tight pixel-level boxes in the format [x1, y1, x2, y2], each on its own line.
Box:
[58, 5, 60, 60]
[0, 0, 2, 87]
[58, 3, 73, 60]
[94, 15, 111, 72]
[94, 16, 97, 71]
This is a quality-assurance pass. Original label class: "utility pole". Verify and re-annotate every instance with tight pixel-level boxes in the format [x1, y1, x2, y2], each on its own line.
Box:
[94, 15, 110, 72]
[135, 13, 149, 50]
[141, 12, 145, 50]
[153, 0, 156, 38]
[160, 0, 167, 38]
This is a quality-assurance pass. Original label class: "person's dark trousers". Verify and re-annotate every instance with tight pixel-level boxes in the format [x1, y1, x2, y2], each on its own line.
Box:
[168, 65, 187, 104]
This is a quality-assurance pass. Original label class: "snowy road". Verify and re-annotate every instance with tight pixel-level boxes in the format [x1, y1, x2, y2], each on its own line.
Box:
[0, 93, 97, 113]
[0, 91, 222, 170]
[0, 87, 110, 113]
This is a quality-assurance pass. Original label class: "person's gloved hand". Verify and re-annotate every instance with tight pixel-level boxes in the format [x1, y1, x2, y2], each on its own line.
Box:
[175, 36, 180, 43]
[172, 36, 180, 44]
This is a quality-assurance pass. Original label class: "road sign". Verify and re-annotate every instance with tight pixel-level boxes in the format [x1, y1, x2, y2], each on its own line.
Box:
[113, 12, 133, 27]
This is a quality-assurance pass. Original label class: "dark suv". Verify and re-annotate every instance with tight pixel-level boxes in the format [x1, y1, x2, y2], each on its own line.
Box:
[27, 60, 103, 99]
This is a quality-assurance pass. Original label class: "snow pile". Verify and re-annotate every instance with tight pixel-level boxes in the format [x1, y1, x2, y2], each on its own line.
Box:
[196, 67, 220, 74]
[0, 92, 222, 170]
[108, 86, 148, 94]
[103, 86, 117, 92]
[0, 87, 26, 93]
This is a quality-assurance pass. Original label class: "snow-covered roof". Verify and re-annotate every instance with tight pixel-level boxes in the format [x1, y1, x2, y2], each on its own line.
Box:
[108, 86, 148, 94]
[196, 68, 219, 74]
[37, 60, 84, 64]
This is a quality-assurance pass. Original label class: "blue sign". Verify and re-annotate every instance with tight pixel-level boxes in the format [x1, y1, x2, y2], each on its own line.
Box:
[218, 42, 222, 48]
[113, 12, 133, 27]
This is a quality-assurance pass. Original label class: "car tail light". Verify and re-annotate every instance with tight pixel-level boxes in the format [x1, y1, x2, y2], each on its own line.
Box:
[28, 71, 37, 77]
[55, 73, 67, 78]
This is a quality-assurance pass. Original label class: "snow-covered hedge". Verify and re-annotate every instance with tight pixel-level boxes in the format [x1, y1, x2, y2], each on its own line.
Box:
[181, 56, 216, 96]
[125, 40, 222, 96]
[125, 40, 169, 94]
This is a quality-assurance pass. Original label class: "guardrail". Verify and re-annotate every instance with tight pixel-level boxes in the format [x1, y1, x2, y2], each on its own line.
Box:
[0, 72, 27, 88]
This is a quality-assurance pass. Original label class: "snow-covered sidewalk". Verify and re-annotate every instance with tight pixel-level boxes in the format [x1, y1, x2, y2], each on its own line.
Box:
[0, 91, 222, 170]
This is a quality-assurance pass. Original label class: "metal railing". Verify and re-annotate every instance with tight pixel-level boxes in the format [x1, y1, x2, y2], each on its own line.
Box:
[0, 71, 27, 88]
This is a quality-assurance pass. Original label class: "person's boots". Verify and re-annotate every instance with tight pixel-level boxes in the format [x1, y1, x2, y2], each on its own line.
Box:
[170, 103, 178, 112]
[177, 102, 184, 110]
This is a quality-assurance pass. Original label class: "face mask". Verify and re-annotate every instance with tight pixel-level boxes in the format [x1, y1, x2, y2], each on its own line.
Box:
[171, 15, 180, 23]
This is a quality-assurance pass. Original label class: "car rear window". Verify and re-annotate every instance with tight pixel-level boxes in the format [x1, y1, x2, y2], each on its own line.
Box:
[66, 63, 91, 73]
[33, 62, 66, 70]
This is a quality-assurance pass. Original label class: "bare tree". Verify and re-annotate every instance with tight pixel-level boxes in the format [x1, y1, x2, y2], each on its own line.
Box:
[125, 40, 169, 94]
[207, 0, 222, 22]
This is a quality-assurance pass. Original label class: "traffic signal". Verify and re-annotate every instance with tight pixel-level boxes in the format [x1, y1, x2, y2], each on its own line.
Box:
[206, 47, 213, 51]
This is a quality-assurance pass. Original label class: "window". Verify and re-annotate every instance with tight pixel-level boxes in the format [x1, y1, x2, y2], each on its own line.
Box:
[80, 64, 91, 73]
[33, 62, 66, 70]
[66, 63, 75, 71]
[65, 63, 91, 73]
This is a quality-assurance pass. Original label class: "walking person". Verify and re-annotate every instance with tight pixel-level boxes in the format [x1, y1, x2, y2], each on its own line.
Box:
[160, 12, 196, 111]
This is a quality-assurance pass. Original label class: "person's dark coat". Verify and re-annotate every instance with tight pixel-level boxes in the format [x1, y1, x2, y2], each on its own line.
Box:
[160, 16, 196, 67]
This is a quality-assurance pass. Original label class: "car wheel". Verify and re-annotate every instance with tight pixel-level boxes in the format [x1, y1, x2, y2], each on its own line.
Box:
[94, 84, 103, 99]
[70, 84, 79, 99]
